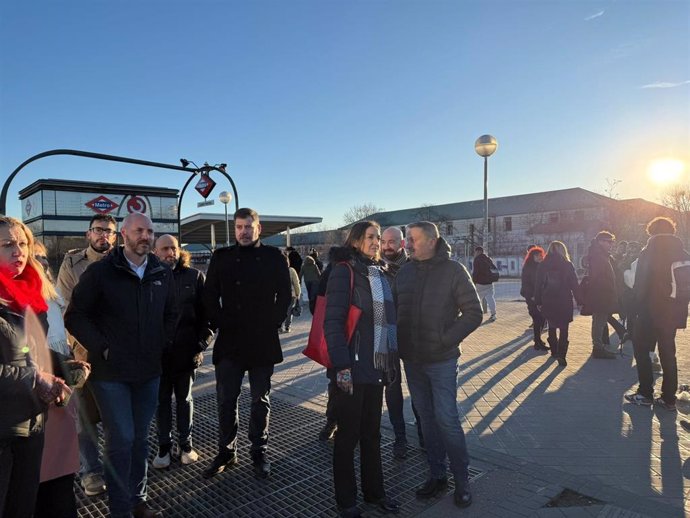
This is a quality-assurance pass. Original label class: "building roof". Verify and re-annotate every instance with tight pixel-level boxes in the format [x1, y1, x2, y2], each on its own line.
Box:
[19, 179, 179, 198]
[343, 187, 618, 228]
[180, 213, 322, 245]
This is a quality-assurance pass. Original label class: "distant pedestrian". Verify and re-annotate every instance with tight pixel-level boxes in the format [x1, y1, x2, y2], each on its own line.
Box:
[625, 217, 689, 409]
[472, 246, 497, 322]
[583, 231, 620, 359]
[396, 221, 482, 509]
[281, 253, 301, 333]
[324, 221, 399, 517]
[202, 208, 291, 480]
[309, 248, 324, 271]
[520, 246, 547, 350]
[534, 241, 581, 367]
[152, 235, 213, 469]
[301, 254, 321, 315]
[286, 247, 303, 277]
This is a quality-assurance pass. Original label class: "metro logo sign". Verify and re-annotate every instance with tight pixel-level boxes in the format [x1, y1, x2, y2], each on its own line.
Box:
[195, 173, 216, 199]
[85, 195, 119, 214]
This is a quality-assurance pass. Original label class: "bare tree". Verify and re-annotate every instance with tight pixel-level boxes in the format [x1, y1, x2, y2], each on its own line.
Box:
[603, 178, 622, 199]
[342, 203, 383, 225]
[661, 184, 690, 246]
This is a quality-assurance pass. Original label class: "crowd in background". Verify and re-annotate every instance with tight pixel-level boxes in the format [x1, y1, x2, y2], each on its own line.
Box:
[1, 207, 687, 518]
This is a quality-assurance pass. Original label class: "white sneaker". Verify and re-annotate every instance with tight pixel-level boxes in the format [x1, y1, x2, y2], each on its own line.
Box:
[81, 473, 107, 496]
[181, 447, 199, 465]
[152, 450, 171, 469]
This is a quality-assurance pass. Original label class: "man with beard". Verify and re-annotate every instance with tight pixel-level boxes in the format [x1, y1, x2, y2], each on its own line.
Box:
[395, 221, 482, 509]
[56, 214, 117, 497]
[152, 235, 213, 469]
[65, 212, 178, 518]
[202, 208, 291, 480]
[379, 226, 413, 458]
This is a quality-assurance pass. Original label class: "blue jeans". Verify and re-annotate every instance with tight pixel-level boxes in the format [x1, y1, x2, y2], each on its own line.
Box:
[76, 386, 103, 477]
[404, 357, 470, 488]
[156, 370, 195, 448]
[90, 377, 160, 518]
[215, 358, 273, 457]
[384, 358, 406, 440]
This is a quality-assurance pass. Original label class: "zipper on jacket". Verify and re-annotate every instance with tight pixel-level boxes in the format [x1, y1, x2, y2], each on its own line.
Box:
[354, 331, 360, 361]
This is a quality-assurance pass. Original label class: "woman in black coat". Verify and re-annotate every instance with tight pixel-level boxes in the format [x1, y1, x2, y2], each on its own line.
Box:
[534, 241, 581, 367]
[520, 246, 546, 350]
[324, 221, 399, 518]
[0, 216, 69, 518]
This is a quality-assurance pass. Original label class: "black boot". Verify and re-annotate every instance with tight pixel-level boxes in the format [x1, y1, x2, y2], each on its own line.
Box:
[557, 339, 569, 366]
[547, 337, 558, 357]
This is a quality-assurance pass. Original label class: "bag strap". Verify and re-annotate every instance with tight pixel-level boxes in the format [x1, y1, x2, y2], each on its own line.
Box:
[336, 261, 356, 304]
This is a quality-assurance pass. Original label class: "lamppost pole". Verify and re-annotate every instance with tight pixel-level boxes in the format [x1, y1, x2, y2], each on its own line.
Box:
[474, 135, 498, 255]
[218, 190, 232, 247]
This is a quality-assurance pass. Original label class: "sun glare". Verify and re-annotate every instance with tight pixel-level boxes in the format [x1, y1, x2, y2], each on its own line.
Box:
[648, 159, 686, 184]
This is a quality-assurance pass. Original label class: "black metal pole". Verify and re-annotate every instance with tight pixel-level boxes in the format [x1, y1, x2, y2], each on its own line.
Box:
[0, 149, 194, 215]
[2, 149, 240, 245]
[483, 156, 489, 254]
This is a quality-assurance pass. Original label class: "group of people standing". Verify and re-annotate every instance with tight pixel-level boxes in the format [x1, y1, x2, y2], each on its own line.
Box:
[4, 204, 686, 518]
[518, 217, 688, 412]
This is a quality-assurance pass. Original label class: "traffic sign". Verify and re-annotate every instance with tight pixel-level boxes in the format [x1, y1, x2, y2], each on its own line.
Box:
[194, 173, 217, 199]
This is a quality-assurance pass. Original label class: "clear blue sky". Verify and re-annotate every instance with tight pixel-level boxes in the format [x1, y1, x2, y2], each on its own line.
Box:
[1, 0, 688, 229]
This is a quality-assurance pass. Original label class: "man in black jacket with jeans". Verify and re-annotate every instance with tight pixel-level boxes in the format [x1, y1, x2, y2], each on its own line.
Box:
[202, 208, 291, 480]
[395, 221, 482, 509]
[65, 212, 178, 518]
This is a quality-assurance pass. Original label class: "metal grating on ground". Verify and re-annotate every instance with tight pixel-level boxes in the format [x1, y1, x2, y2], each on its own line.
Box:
[76, 391, 484, 517]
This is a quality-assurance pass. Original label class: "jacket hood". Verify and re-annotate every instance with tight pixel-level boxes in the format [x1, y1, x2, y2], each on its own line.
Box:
[177, 249, 192, 268]
[329, 246, 355, 263]
[303, 255, 315, 265]
[430, 237, 452, 263]
[645, 233, 685, 255]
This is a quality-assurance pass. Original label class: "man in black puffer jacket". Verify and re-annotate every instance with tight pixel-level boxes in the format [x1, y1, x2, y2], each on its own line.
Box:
[65, 212, 178, 518]
[395, 221, 482, 510]
[152, 235, 213, 469]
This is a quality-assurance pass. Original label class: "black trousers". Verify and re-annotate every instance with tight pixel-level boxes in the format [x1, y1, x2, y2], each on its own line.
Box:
[526, 300, 545, 344]
[633, 316, 677, 403]
[332, 384, 385, 509]
[547, 324, 570, 359]
[35, 474, 77, 518]
[0, 432, 44, 518]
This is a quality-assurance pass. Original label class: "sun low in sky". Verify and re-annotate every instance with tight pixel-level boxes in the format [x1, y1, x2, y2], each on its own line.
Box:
[647, 159, 687, 185]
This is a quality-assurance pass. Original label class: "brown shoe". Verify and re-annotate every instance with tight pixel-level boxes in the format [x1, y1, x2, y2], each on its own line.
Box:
[132, 502, 163, 518]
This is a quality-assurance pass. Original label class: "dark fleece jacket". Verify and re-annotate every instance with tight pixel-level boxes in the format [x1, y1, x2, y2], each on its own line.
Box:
[394, 237, 482, 364]
[634, 233, 690, 330]
[163, 251, 214, 375]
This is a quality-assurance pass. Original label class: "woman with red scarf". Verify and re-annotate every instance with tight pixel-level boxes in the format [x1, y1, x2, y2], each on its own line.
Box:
[0, 216, 70, 518]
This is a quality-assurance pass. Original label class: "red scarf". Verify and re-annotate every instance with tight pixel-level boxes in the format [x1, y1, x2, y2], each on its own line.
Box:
[0, 263, 48, 314]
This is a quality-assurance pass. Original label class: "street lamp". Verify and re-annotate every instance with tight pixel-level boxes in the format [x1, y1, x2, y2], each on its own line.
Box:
[474, 135, 498, 253]
[219, 190, 232, 247]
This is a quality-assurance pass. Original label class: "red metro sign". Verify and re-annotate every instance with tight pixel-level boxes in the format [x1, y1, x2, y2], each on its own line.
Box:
[85, 195, 119, 214]
[194, 173, 216, 199]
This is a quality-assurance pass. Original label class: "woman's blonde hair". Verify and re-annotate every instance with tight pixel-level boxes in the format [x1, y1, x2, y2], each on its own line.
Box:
[547, 240, 571, 261]
[0, 216, 57, 301]
[32, 240, 59, 301]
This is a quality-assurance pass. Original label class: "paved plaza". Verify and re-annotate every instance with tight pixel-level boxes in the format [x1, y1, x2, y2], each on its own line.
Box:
[77, 291, 690, 517]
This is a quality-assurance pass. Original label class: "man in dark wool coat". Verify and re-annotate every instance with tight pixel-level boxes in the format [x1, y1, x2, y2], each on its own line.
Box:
[202, 208, 291, 480]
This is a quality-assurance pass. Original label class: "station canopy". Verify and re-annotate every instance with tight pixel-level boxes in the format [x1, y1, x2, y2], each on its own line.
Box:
[180, 213, 322, 246]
